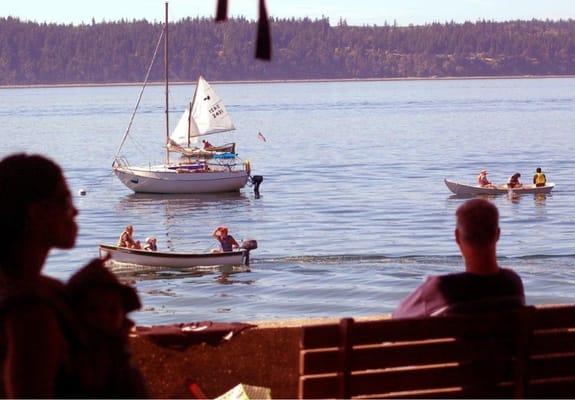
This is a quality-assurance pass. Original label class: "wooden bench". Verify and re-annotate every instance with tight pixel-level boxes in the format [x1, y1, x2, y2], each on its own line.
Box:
[299, 305, 575, 398]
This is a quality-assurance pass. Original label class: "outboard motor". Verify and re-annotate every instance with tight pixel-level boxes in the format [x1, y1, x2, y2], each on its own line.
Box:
[241, 239, 258, 266]
[250, 175, 263, 198]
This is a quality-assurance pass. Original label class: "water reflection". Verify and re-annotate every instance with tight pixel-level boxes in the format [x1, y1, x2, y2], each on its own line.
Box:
[448, 193, 551, 207]
[506, 191, 554, 206]
[109, 261, 250, 281]
[215, 265, 255, 285]
[116, 191, 250, 215]
[534, 193, 549, 219]
[447, 194, 497, 201]
[506, 191, 521, 204]
[534, 193, 548, 206]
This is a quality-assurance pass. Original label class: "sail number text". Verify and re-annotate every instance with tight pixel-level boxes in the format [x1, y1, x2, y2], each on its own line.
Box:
[209, 104, 224, 119]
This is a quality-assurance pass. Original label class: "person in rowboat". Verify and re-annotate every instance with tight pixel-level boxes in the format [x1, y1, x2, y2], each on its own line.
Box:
[212, 226, 239, 253]
[392, 198, 525, 318]
[476, 169, 494, 188]
[507, 172, 522, 189]
[143, 237, 157, 251]
[117, 225, 141, 249]
[202, 139, 214, 150]
[533, 167, 547, 187]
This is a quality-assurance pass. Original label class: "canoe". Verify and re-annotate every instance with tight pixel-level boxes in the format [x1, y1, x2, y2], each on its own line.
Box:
[444, 179, 555, 196]
[99, 243, 255, 268]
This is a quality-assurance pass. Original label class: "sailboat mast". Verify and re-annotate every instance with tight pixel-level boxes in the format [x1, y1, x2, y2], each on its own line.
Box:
[187, 102, 192, 148]
[164, 1, 170, 164]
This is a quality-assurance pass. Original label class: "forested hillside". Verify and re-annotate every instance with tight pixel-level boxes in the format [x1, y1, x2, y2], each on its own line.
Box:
[1, 16, 574, 85]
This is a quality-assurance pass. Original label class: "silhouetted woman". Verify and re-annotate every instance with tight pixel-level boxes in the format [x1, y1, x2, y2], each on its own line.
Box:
[0, 154, 148, 398]
[0, 153, 79, 397]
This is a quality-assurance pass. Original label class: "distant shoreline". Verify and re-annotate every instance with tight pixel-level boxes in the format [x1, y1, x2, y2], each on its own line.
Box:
[1, 74, 574, 90]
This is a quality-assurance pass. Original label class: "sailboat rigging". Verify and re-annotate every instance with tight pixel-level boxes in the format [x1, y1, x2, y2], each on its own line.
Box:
[113, 2, 252, 194]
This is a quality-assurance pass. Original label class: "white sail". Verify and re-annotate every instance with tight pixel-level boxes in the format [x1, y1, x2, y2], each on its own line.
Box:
[170, 106, 200, 147]
[192, 76, 236, 135]
[169, 76, 235, 147]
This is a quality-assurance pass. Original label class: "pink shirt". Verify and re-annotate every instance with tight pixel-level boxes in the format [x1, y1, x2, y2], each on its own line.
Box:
[477, 174, 490, 186]
[392, 269, 525, 318]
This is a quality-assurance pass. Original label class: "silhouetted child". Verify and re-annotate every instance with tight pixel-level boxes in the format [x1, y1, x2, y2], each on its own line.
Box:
[67, 260, 148, 398]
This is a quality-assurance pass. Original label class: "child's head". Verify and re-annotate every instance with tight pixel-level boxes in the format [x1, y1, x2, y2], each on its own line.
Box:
[68, 261, 141, 336]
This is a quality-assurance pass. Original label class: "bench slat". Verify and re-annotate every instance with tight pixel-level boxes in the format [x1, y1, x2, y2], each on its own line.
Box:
[349, 313, 523, 345]
[302, 337, 516, 375]
[349, 360, 516, 396]
[300, 324, 342, 349]
[526, 378, 575, 398]
[531, 330, 575, 355]
[372, 385, 514, 399]
[299, 375, 340, 399]
[532, 305, 575, 329]
[529, 354, 575, 381]
[301, 361, 516, 399]
[301, 312, 526, 350]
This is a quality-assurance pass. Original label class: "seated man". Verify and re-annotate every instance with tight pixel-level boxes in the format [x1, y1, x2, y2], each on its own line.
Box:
[393, 199, 525, 318]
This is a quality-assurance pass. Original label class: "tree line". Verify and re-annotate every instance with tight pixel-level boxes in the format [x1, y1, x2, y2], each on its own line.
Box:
[1, 16, 574, 85]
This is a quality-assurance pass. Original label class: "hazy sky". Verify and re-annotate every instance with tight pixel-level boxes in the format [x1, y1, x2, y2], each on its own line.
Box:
[2, 0, 574, 26]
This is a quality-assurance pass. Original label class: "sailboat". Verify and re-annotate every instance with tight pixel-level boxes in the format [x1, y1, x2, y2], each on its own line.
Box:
[112, 3, 252, 194]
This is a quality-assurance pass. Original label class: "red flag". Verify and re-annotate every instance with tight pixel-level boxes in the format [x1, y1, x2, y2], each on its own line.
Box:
[257, 132, 267, 142]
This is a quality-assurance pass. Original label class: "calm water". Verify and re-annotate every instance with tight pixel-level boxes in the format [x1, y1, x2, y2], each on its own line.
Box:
[1, 78, 575, 325]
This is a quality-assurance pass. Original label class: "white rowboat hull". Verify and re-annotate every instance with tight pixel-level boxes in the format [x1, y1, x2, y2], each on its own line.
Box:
[114, 166, 249, 194]
[444, 179, 555, 196]
[99, 244, 247, 268]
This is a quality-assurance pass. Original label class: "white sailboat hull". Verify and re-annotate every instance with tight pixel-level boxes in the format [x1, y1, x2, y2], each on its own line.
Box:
[114, 165, 249, 194]
[100, 244, 247, 267]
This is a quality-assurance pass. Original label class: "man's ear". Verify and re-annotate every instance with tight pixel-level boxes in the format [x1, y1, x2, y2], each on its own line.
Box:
[496, 227, 500, 242]
[455, 227, 460, 245]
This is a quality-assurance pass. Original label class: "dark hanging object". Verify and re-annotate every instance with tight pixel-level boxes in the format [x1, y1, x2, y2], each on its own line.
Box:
[215, 0, 228, 22]
[255, 0, 272, 60]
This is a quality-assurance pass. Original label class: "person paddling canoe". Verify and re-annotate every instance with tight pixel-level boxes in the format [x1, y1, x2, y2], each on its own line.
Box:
[477, 170, 495, 188]
[533, 167, 547, 187]
[507, 173, 522, 189]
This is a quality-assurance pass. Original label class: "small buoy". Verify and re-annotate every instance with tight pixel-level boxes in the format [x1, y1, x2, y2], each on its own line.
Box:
[78, 189, 86, 196]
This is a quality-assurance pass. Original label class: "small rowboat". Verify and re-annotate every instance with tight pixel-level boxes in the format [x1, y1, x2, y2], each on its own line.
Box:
[99, 240, 257, 268]
[444, 179, 555, 196]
